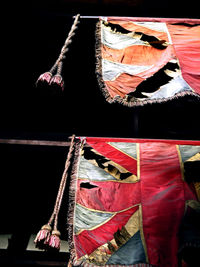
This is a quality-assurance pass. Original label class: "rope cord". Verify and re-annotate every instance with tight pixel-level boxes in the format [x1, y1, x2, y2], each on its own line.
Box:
[49, 14, 80, 75]
[48, 135, 75, 229]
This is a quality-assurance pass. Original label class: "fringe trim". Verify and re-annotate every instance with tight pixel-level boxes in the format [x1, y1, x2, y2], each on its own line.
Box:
[67, 139, 83, 266]
[95, 21, 200, 107]
[95, 21, 114, 103]
[72, 262, 157, 267]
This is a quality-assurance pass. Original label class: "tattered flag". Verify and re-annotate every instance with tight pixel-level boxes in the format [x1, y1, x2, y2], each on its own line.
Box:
[96, 17, 200, 106]
[68, 137, 200, 267]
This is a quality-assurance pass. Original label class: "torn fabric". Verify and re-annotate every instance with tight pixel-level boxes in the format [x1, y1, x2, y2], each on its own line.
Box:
[67, 137, 200, 267]
[96, 17, 200, 106]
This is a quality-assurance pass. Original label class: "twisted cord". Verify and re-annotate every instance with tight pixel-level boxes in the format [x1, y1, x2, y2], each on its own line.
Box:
[57, 61, 63, 76]
[48, 135, 76, 227]
[49, 14, 80, 75]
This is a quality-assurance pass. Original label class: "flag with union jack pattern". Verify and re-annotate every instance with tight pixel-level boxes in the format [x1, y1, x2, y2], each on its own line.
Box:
[96, 17, 200, 106]
[67, 137, 200, 267]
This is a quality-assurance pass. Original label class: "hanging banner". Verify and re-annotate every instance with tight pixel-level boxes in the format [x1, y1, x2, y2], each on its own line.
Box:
[68, 137, 200, 267]
[96, 17, 200, 106]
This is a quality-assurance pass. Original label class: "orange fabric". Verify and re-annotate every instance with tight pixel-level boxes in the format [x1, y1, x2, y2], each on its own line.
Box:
[102, 44, 171, 66]
[108, 20, 169, 41]
[105, 74, 144, 97]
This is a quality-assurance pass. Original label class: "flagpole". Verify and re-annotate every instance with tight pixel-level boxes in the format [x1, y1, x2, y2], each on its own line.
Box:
[74, 15, 199, 23]
[0, 139, 70, 147]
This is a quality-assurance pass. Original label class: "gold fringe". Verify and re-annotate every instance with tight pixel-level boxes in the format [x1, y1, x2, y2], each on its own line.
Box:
[95, 21, 114, 103]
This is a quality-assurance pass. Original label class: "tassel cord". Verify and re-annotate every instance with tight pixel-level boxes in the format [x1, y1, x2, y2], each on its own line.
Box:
[53, 172, 67, 230]
[57, 61, 63, 76]
[52, 136, 85, 229]
[48, 135, 76, 228]
[49, 14, 80, 75]
[35, 135, 78, 249]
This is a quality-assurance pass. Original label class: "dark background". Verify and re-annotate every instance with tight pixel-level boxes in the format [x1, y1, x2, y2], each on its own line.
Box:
[0, 0, 199, 265]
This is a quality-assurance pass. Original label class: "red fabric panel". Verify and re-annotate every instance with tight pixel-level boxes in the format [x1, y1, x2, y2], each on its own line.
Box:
[74, 205, 139, 258]
[107, 17, 200, 24]
[87, 141, 138, 175]
[167, 24, 200, 94]
[140, 142, 186, 267]
[76, 180, 140, 212]
[84, 137, 200, 146]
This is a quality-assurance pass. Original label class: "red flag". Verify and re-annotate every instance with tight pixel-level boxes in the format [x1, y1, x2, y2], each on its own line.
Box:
[68, 137, 200, 267]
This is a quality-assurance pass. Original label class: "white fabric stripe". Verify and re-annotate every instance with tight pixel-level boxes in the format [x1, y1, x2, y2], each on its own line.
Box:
[102, 59, 153, 81]
[108, 142, 137, 159]
[74, 204, 113, 234]
[163, 23, 173, 44]
[133, 21, 168, 33]
[101, 24, 147, 50]
[78, 155, 118, 181]
[145, 75, 192, 99]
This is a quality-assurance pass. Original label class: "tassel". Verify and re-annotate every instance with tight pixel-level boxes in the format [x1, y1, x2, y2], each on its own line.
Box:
[34, 224, 52, 249]
[36, 72, 52, 87]
[34, 135, 77, 251]
[48, 230, 61, 250]
[50, 74, 64, 92]
[36, 14, 80, 92]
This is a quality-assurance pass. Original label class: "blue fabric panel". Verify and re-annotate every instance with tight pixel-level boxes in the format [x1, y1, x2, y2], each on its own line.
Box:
[106, 230, 146, 265]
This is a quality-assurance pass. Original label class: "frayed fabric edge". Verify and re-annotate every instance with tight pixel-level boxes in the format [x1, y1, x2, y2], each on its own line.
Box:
[67, 139, 83, 266]
[72, 262, 157, 267]
[95, 21, 113, 103]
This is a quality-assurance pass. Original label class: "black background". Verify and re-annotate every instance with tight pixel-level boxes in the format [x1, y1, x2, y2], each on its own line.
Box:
[0, 0, 199, 265]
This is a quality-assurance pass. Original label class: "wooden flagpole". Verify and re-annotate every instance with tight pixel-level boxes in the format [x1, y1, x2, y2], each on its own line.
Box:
[0, 139, 70, 147]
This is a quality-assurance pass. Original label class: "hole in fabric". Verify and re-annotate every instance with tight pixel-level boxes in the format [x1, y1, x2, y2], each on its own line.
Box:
[83, 146, 109, 168]
[127, 61, 180, 99]
[80, 182, 98, 189]
[103, 21, 132, 34]
[82, 146, 133, 180]
[103, 21, 168, 50]
[184, 161, 200, 183]
[139, 32, 167, 50]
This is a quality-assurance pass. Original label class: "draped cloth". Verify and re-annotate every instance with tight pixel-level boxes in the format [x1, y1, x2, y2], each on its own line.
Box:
[95, 17, 200, 106]
[67, 137, 200, 267]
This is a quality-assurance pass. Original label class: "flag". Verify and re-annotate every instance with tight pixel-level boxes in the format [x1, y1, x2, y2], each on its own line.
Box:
[96, 17, 200, 106]
[67, 137, 200, 267]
